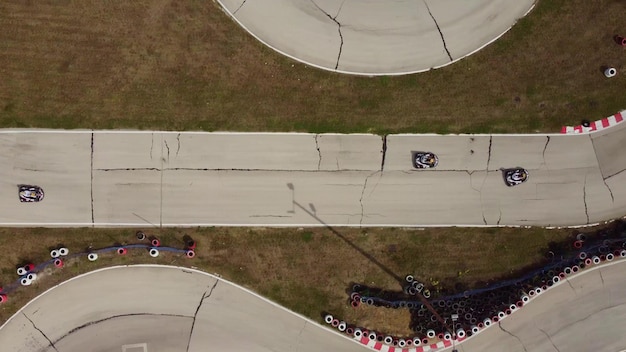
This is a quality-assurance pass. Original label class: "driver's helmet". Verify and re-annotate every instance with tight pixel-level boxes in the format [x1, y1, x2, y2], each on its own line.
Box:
[512, 170, 526, 181]
[421, 153, 434, 164]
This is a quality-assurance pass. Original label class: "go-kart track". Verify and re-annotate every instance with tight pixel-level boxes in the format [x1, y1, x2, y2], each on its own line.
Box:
[1, 118, 625, 228]
[3, 262, 626, 352]
[216, 0, 536, 75]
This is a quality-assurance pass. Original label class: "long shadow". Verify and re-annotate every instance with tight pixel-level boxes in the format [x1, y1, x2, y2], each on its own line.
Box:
[287, 182, 403, 286]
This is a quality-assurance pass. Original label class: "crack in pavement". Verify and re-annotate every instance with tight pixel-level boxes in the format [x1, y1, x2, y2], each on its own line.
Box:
[542, 136, 550, 168]
[359, 171, 380, 226]
[292, 321, 308, 351]
[176, 133, 181, 157]
[583, 173, 589, 224]
[54, 312, 191, 344]
[90, 132, 95, 226]
[479, 136, 493, 225]
[604, 167, 626, 180]
[564, 277, 577, 295]
[599, 269, 605, 288]
[538, 328, 561, 352]
[602, 177, 615, 203]
[380, 135, 387, 172]
[95, 167, 377, 172]
[186, 280, 219, 352]
[233, 0, 247, 15]
[164, 140, 170, 162]
[498, 322, 528, 352]
[314, 134, 322, 170]
[422, 0, 453, 61]
[23, 313, 59, 352]
[310, 0, 343, 69]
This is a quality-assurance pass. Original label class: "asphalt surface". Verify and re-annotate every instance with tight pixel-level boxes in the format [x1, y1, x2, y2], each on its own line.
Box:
[216, 0, 535, 75]
[0, 125, 625, 227]
[442, 259, 626, 352]
[2, 262, 626, 352]
[0, 265, 366, 352]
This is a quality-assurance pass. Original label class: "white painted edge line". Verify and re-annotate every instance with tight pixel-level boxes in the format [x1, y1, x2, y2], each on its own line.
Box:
[0, 264, 362, 348]
[0, 221, 614, 228]
[0, 130, 593, 137]
[444, 257, 626, 351]
[214, 0, 536, 77]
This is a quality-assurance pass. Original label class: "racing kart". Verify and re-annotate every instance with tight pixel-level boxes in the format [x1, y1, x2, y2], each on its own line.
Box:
[412, 151, 439, 169]
[502, 168, 529, 187]
[18, 185, 44, 202]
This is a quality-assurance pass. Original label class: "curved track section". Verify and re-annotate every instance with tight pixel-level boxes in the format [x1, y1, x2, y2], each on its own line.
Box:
[0, 265, 365, 352]
[444, 259, 626, 351]
[216, 0, 535, 75]
[0, 118, 625, 227]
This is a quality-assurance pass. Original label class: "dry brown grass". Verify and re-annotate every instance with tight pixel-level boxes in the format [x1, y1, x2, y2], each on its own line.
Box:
[0, 226, 579, 335]
[0, 0, 625, 133]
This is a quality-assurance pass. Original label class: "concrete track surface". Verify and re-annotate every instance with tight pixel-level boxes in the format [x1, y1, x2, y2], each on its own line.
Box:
[441, 259, 626, 352]
[0, 123, 625, 227]
[216, 0, 536, 75]
[0, 265, 366, 352]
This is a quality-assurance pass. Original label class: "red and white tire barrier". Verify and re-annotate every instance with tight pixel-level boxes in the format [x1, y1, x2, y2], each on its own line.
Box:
[54, 258, 64, 268]
[356, 333, 453, 352]
[561, 110, 625, 134]
[117, 248, 127, 255]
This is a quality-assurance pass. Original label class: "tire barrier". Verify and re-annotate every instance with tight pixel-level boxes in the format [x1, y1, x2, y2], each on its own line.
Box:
[592, 256, 601, 265]
[426, 329, 436, 338]
[573, 240, 583, 249]
[150, 237, 161, 247]
[471, 326, 480, 334]
[16, 267, 27, 276]
[149, 248, 159, 258]
[183, 235, 197, 250]
[368, 332, 377, 341]
[324, 314, 333, 324]
[0, 294, 7, 304]
[604, 67, 617, 78]
[457, 329, 466, 339]
[578, 251, 587, 260]
[606, 253, 614, 261]
[3, 233, 195, 300]
[136, 231, 146, 240]
[398, 339, 406, 348]
[384, 336, 393, 345]
[405, 275, 414, 283]
[338, 321, 347, 332]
